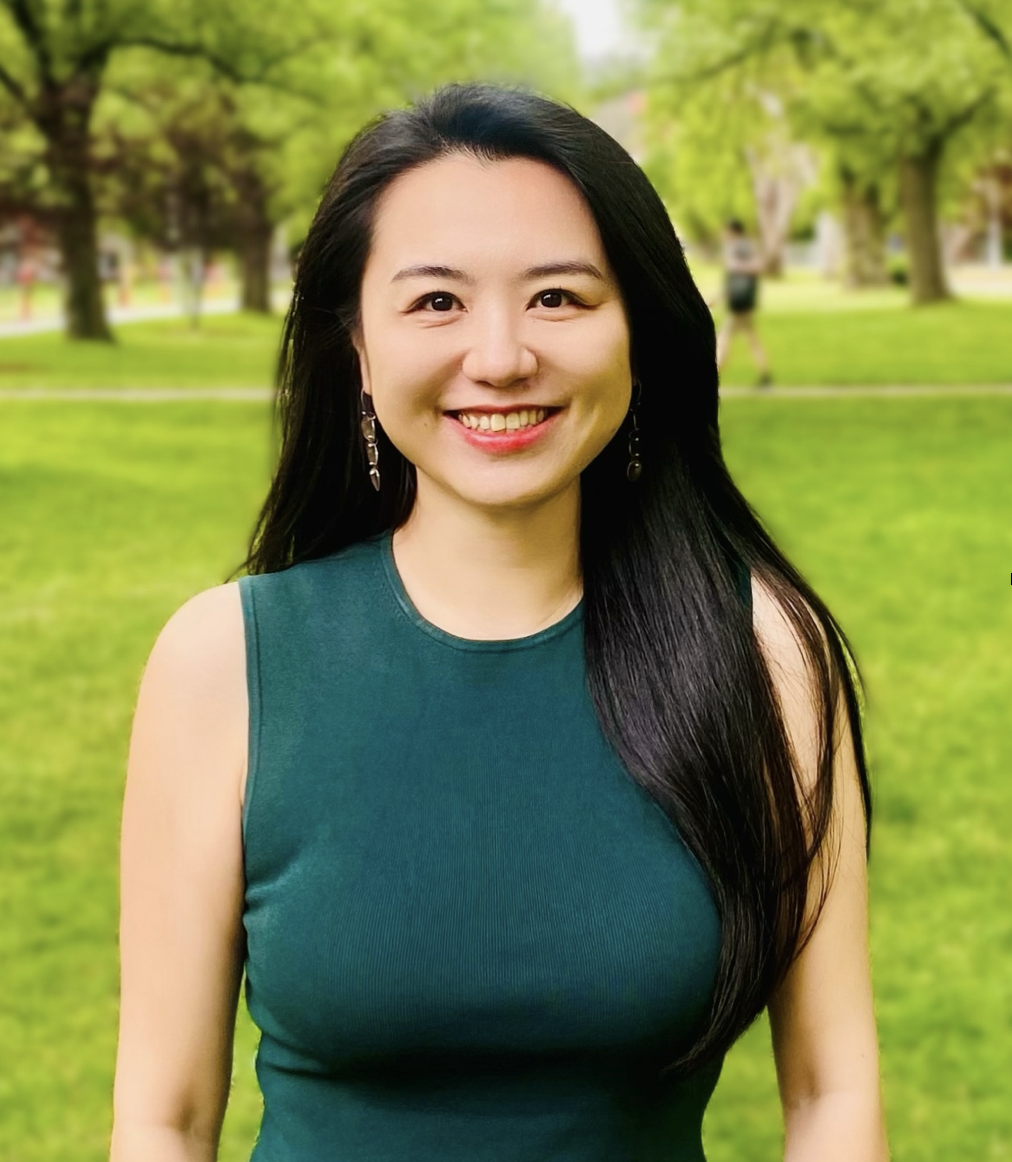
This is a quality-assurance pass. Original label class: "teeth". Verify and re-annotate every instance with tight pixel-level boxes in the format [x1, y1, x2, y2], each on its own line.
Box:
[456, 408, 549, 432]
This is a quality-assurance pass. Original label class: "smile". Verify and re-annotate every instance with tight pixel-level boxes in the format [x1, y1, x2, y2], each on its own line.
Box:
[454, 407, 552, 432]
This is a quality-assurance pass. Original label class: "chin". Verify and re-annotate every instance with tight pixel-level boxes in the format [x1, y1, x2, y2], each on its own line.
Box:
[447, 476, 573, 514]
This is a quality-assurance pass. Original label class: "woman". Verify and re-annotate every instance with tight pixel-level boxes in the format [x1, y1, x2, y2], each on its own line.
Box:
[112, 85, 887, 1161]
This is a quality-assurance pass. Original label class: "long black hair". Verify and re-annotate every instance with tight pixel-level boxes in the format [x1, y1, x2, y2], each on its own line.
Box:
[245, 83, 871, 1075]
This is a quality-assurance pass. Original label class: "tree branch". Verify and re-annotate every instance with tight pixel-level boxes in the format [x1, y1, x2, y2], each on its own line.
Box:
[649, 17, 786, 87]
[112, 32, 332, 90]
[956, 0, 1012, 60]
[938, 88, 995, 136]
[0, 58, 32, 110]
[111, 36, 245, 82]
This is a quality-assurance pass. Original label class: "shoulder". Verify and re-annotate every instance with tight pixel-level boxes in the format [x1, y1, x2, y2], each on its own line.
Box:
[749, 573, 835, 785]
[146, 582, 245, 694]
[750, 574, 811, 675]
[133, 583, 247, 797]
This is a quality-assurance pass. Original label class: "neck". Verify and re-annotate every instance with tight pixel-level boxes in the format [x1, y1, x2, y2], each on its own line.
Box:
[391, 479, 582, 641]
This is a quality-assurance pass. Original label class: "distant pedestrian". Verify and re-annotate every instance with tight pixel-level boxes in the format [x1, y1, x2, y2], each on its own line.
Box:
[716, 219, 772, 388]
[16, 253, 35, 322]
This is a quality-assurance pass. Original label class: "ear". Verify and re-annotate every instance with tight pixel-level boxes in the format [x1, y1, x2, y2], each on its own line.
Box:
[351, 328, 373, 396]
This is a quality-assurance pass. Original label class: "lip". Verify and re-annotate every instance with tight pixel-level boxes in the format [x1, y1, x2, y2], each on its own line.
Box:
[444, 406, 562, 453]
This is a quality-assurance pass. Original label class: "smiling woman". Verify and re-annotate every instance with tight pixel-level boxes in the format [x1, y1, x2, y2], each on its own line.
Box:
[352, 153, 632, 591]
[111, 85, 888, 1162]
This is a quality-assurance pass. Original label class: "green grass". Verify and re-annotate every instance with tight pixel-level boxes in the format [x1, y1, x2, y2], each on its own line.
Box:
[717, 299, 1012, 387]
[1, 394, 1009, 1160]
[0, 312, 282, 389]
[706, 395, 1012, 1160]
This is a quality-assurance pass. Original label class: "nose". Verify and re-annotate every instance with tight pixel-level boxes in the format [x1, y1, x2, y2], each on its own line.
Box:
[460, 307, 538, 388]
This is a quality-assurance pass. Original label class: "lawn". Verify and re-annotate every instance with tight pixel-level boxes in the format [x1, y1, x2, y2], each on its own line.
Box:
[717, 300, 1012, 387]
[0, 312, 281, 390]
[0, 392, 1009, 1160]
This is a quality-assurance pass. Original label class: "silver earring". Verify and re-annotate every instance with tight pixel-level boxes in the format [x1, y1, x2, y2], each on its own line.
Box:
[360, 390, 381, 491]
[626, 381, 642, 482]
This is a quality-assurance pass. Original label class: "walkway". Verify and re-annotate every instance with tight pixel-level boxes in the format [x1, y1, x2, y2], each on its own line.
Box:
[0, 298, 242, 338]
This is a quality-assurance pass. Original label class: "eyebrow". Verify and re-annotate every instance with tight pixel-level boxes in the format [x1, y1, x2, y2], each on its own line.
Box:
[390, 260, 606, 284]
[522, 261, 606, 281]
[391, 264, 474, 284]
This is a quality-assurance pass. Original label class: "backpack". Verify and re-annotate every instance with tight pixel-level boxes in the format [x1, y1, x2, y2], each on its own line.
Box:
[726, 270, 758, 313]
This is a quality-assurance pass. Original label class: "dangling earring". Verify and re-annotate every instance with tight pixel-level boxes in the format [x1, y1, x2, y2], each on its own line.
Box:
[626, 380, 643, 482]
[360, 390, 381, 491]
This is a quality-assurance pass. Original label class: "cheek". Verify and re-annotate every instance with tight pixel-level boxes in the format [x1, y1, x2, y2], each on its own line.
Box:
[574, 323, 632, 416]
[364, 339, 447, 423]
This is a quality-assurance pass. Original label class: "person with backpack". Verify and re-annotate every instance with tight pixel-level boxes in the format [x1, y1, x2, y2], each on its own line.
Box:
[717, 219, 773, 388]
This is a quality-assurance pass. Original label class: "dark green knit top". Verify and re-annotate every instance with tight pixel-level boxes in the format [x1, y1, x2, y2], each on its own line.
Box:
[238, 533, 724, 1161]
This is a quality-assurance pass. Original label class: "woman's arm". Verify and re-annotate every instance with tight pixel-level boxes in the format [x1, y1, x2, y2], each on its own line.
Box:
[111, 584, 248, 1162]
[752, 581, 889, 1162]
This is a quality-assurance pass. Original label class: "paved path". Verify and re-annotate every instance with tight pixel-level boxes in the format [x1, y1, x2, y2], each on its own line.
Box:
[719, 384, 1012, 398]
[0, 299, 243, 338]
[2, 384, 1011, 402]
[0, 386, 272, 401]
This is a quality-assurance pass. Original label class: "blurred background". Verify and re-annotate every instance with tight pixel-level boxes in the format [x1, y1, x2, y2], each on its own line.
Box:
[0, 0, 1009, 1159]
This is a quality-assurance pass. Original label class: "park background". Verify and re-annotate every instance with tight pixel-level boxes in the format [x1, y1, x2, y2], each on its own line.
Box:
[1, 0, 1010, 1158]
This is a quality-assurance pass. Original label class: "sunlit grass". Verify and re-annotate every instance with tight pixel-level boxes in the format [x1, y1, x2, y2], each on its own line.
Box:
[0, 394, 1009, 1160]
[0, 311, 281, 389]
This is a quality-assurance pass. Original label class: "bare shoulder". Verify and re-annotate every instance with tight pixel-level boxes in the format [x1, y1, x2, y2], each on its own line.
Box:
[748, 571, 842, 794]
[146, 581, 245, 684]
[749, 572, 822, 698]
[131, 582, 247, 803]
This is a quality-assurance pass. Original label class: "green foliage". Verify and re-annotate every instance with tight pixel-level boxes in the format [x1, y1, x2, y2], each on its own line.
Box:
[641, 74, 767, 241]
[1, 0, 581, 327]
[635, 0, 1012, 252]
[1, 391, 1009, 1159]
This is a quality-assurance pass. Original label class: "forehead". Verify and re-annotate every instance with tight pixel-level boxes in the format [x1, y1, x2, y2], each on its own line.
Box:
[367, 153, 608, 274]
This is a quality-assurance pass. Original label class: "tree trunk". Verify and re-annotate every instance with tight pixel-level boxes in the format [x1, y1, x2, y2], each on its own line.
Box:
[234, 166, 273, 314]
[839, 169, 889, 288]
[55, 169, 113, 340]
[899, 142, 950, 304]
[43, 83, 113, 341]
[239, 222, 272, 313]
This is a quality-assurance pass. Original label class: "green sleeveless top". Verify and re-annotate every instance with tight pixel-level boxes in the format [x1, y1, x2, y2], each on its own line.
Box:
[238, 533, 725, 1161]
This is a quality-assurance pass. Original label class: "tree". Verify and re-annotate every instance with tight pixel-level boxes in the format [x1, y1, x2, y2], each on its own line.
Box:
[635, 0, 1012, 303]
[642, 64, 818, 273]
[0, 0, 330, 338]
[0, 0, 579, 337]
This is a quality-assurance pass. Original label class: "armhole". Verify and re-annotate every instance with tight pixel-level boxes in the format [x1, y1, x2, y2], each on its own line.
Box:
[237, 575, 262, 845]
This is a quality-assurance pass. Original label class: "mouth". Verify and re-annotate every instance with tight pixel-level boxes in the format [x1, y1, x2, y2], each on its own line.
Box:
[449, 406, 559, 433]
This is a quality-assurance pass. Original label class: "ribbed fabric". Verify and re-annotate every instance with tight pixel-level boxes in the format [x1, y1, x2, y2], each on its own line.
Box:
[238, 534, 725, 1161]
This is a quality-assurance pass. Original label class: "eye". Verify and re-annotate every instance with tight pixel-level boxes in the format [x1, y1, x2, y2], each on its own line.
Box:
[419, 292, 458, 312]
[537, 289, 567, 309]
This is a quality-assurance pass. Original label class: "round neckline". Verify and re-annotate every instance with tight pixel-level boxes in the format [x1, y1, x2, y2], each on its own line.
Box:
[377, 530, 583, 653]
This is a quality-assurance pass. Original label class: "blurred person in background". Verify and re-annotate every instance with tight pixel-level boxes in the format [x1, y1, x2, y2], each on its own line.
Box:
[716, 218, 773, 389]
[17, 248, 36, 322]
[111, 84, 887, 1162]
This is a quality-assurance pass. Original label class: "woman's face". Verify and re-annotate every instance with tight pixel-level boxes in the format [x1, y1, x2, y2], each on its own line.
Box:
[355, 153, 633, 514]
